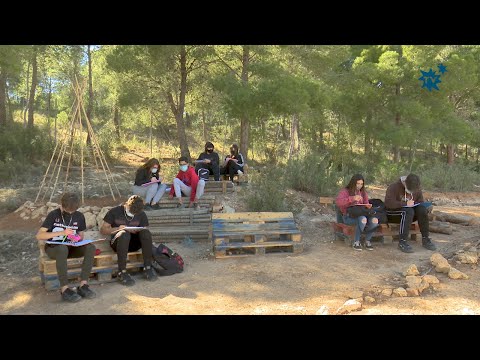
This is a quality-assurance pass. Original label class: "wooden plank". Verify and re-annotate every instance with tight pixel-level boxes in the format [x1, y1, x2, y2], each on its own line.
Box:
[319, 197, 334, 204]
[213, 229, 301, 238]
[212, 222, 298, 232]
[213, 212, 294, 221]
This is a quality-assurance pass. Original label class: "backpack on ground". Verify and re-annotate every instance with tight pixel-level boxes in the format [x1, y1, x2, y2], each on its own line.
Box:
[151, 244, 184, 276]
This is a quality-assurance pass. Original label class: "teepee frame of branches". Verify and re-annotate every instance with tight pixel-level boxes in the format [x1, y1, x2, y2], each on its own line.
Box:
[35, 78, 121, 204]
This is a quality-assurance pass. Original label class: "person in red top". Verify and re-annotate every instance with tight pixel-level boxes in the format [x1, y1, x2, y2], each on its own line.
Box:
[169, 156, 203, 209]
[335, 174, 378, 251]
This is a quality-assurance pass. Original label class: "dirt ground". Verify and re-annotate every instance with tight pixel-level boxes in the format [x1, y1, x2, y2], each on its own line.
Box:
[1, 179, 479, 315]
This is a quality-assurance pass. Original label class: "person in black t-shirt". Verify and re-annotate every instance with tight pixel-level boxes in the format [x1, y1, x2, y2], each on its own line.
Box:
[36, 193, 97, 302]
[100, 195, 157, 286]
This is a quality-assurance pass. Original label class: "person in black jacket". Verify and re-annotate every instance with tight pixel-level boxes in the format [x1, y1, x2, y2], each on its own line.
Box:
[221, 143, 245, 182]
[131, 158, 167, 211]
[194, 141, 220, 181]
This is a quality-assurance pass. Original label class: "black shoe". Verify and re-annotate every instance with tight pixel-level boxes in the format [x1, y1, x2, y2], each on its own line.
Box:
[144, 266, 158, 281]
[61, 287, 82, 303]
[151, 203, 160, 210]
[144, 205, 153, 211]
[398, 240, 414, 253]
[118, 271, 135, 286]
[422, 237, 437, 251]
[365, 242, 374, 251]
[77, 284, 96, 299]
[193, 202, 200, 210]
[353, 243, 362, 251]
[176, 202, 186, 209]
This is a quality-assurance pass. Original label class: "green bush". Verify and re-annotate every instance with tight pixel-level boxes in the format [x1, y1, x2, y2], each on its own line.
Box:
[245, 168, 289, 212]
[417, 163, 480, 192]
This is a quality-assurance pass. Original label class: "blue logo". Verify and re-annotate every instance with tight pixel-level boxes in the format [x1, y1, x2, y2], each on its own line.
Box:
[418, 64, 447, 91]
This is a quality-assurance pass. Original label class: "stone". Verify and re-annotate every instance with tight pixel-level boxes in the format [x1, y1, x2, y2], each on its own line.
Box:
[403, 264, 420, 276]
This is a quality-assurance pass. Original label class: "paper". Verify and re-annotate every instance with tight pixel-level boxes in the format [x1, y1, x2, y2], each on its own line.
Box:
[45, 239, 99, 247]
[111, 226, 145, 233]
[141, 180, 161, 187]
[402, 201, 432, 208]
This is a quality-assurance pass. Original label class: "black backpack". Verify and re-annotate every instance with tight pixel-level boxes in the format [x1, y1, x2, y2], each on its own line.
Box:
[368, 198, 388, 224]
[151, 244, 184, 276]
[197, 168, 210, 181]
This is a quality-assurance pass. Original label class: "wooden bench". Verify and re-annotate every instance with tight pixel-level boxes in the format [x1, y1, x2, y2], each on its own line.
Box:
[37, 237, 145, 291]
[217, 164, 249, 184]
[148, 207, 212, 243]
[156, 194, 216, 212]
[204, 180, 235, 194]
[212, 212, 303, 258]
[319, 197, 421, 246]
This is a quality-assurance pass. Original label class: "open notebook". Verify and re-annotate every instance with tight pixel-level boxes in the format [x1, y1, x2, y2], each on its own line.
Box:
[45, 239, 100, 247]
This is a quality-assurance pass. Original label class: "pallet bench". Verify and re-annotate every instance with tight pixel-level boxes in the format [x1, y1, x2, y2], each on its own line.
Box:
[38, 237, 145, 291]
[156, 194, 216, 212]
[319, 197, 421, 246]
[204, 180, 235, 194]
[148, 207, 212, 243]
[212, 212, 303, 258]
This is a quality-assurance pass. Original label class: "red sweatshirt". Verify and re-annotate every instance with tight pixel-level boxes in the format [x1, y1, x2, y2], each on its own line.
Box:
[169, 166, 199, 202]
[335, 188, 370, 215]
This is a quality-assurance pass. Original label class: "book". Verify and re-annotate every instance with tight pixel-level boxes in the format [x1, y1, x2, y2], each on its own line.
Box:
[141, 179, 161, 187]
[402, 201, 433, 208]
[45, 239, 100, 247]
[111, 226, 146, 233]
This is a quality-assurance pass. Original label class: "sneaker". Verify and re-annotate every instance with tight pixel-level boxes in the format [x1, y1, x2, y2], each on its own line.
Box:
[398, 240, 414, 253]
[151, 203, 160, 210]
[61, 287, 82, 303]
[237, 170, 243, 175]
[118, 271, 135, 286]
[353, 242, 362, 251]
[422, 237, 437, 251]
[144, 205, 153, 211]
[176, 202, 185, 209]
[77, 284, 96, 299]
[144, 266, 158, 281]
[193, 202, 200, 210]
[365, 242, 374, 251]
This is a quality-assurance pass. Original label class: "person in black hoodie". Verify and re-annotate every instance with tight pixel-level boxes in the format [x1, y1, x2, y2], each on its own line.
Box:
[221, 143, 245, 182]
[194, 141, 220, 181]
[385, 174, 436, 253]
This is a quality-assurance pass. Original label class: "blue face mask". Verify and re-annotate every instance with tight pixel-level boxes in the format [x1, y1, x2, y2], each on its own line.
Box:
[151, 168, 158, 174]
[179, 165, 188, 172]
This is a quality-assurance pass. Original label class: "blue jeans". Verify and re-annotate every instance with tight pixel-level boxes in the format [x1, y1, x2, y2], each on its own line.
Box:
[343, 215, 378, 243]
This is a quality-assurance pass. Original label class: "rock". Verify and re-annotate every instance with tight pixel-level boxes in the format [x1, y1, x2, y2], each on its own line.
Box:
[347, 290, 364, 299]
[381, 288, 393, 297]
[403, 264, 420, 276]
[90, 206, 101, 213]
[422, 275, 440, 284]
[456, 252, 478, 264]
[406, 288, 420, 296]
[84, 212, 97, 230]
[315, 305, 329, 315]
[430, 253, 451, 273]
[221, 205, 235, 214]
[364, 296, 376, 303]
[83, 230, 102, 240]
[393, 287, 408, 297]
[77, 206, 91, 213]
[448, 267, 469, 280]
[337, 299, 362, 314]
[418, 280, 430, 293]
[96, 207, 113, 229]
[405, 275, 422, 290]
[31, 206, 47, 219]
[46, 202, 59, 208]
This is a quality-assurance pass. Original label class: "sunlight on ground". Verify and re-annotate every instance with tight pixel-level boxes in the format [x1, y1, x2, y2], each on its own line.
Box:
[0, 292, 33, 312]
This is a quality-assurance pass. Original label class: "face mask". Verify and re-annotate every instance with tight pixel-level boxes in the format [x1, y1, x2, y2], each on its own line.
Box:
[126, 209, 135, 217]
[356, 185, 363, 191]
[206, 149, 213, 153]
[151, 168, 158, 174]
[179, 165, 188, 172]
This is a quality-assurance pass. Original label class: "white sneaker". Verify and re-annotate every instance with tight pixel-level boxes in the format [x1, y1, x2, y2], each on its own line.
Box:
[237, 170, 243, 175]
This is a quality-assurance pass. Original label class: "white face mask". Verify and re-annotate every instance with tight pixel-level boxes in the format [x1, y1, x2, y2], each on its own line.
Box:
[126, 209, 135, 217]
[151, 168, 158, 174]
[356, 185, 363, 191]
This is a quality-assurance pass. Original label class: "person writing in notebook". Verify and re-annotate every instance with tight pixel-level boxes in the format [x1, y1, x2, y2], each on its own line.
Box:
[335, 174, 378, 251]
[36, 192, 97, 302]
[385, 173, 436, 253]
[100, 195, 157, 286]
[131, 158, 167, 211]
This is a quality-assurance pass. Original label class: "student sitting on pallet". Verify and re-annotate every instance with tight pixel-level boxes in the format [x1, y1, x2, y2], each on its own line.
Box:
[221, 143, 245, 183]
[385, 174, 436, 253]
[100, 195, 157, 286]
[335, 174, 379, 251]
[194, 141, 221, 181]
[36, 192, 97, 302]
[169, 156, 203, 210]
[131, 158, 168, 211]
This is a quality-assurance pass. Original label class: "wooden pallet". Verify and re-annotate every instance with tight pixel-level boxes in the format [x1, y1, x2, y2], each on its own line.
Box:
[148, 208, 212, 243]
[204, 180, 235, 194]
[38, 239, 145, 290]
[212, 212, 303, 258]
[155, 194, 216, 211]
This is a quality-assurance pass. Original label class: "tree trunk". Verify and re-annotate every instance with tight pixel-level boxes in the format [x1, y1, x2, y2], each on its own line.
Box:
[465, 144, 468, 160]
[240, 45, 250, 161]
[0, 69, 6, 127]
[393, 84, 401, 162]
[47, 77, 52, 138]
[281, 116, 288, 140]
[113, 106, 121, 140]
[364, 114, 371, 157]
[86, 45, 93, 145]
[288, 113, 300, 159]
[202, 110, 208, 142]
[23, 60, 30, 128]
[166, 45, 190, 160]
[27, 46, 37, 129]
[447, 144, 454, 165]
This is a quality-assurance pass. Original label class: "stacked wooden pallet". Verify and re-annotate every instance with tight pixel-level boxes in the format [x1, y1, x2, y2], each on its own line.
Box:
[212, 212, 303, 258]
[148, 208, 212, 243]
[204, 180, 235, 194]
[156, 194, 216, 211]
